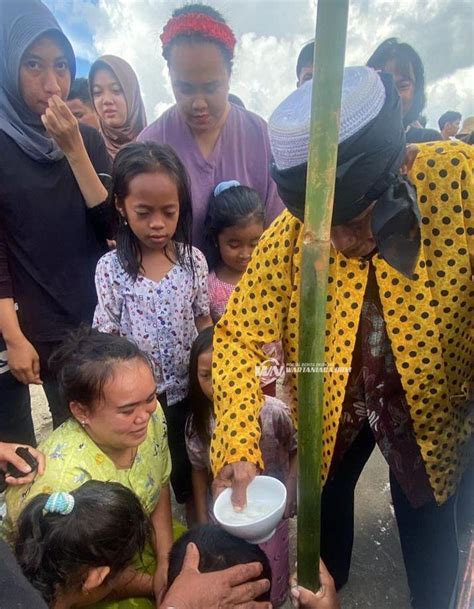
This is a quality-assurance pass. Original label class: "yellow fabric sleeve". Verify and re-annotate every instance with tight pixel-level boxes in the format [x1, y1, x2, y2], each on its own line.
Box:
[210, 211, 302, 475]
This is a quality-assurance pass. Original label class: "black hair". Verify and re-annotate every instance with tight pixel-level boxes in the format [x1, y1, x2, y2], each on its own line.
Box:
[162, 4, 234, 71]
[110, 141, 195, 281]
[228, 93, 246, 109]
[49, 326, 154, 410]
[203, 185, 265, 271]
[438, 111, 462, 131]
[167, 524, 271, 601]
[188, 325, 214, 446]
[367, 38, 426, 127]
[67, 77, 92, 104]
[15, 481, 151, 606]
[296, 40, 315, 79]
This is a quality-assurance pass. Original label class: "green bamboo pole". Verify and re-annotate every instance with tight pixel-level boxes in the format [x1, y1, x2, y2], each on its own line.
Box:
[297, 0, 349, 592]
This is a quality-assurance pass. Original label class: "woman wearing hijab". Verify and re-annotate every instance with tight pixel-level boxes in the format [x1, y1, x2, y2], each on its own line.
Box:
[210, 68, 473, 609]
[138, 4, 283, 249]
[0, 0, 111, 441]
[89, 55, 147, 159]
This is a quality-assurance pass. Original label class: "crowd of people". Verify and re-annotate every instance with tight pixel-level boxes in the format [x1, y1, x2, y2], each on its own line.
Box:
[0, 1, 472, 608]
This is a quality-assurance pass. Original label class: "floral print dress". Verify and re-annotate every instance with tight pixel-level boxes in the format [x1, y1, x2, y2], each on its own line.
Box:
[93, 246, 210, 405]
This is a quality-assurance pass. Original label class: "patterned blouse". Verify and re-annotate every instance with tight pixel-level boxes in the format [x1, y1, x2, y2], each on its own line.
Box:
[93, 246, 210, 405]
[3, 410, 171, 609]
[210, 141, 473, 506]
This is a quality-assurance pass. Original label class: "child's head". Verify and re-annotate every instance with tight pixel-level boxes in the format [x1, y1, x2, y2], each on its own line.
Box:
[49, 327, 157, 452]
[204, 181, 265, 272]
[167, 524, 271, 602]
[188, 326, 214, 444]
[110, 141, 193, 279]
[15, 481, 151, 606]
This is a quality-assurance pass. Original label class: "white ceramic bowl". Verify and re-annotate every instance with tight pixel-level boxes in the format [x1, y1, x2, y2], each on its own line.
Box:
[213, 475, 287, 544]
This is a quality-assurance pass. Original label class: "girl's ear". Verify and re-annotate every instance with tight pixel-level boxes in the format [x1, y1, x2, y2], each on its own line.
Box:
[82, 566, 111, 593]
[114, 196, 125, 216]
[69, 401, 91, 426]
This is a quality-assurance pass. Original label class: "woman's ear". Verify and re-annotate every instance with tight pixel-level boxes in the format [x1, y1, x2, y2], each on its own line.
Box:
[82, 566, 111, 593]
[69, 401, 90, 426]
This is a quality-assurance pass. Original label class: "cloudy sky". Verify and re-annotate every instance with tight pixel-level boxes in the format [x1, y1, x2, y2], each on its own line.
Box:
[44, 0, 473, 129]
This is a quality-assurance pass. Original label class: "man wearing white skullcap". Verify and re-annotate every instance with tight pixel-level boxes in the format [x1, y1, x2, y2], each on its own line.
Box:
[210, 66, 473, 609]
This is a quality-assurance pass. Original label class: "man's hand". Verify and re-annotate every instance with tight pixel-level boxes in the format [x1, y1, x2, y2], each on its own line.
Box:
[290, 561, 340, 609]
[6, 335, 41, 384]
[212, 462, 258, 511]
[41, 95, 83, 157]
[160, 542, 271, 609]
[0, 442, 45, 486]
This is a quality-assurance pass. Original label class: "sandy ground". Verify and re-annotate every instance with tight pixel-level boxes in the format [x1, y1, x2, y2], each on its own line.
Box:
[30, 386, 472, 609]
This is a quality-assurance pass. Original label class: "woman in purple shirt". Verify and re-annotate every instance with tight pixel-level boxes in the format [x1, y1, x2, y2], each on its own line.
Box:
[138, 4, 283, 248]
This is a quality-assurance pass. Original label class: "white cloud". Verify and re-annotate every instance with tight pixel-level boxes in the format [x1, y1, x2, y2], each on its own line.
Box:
[426, 66, 474, 128]
[46, 0, 473, 124]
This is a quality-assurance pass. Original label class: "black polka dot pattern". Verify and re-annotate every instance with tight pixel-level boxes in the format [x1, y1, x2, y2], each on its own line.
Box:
[211, 141, 473, 505]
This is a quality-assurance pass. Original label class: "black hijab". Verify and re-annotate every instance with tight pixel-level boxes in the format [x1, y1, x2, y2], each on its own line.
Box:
[0, 0, 76, 163]
[271, 72, 421, 278]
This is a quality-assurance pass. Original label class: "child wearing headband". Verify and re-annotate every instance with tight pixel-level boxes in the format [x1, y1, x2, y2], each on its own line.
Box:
[14, 481, 151, 609]
[204, 180, 284, 396]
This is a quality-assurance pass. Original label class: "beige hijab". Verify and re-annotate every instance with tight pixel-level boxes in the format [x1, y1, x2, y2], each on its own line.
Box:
[89, 55, 147, 158]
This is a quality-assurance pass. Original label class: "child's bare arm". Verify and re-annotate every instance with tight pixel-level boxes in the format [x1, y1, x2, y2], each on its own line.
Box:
[192, 467, 211, 524]
[151, 483, 173, 602]
[195, 314, 213, 333]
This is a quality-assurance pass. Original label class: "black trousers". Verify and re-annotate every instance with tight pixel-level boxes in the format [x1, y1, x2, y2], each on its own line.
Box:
[0, 339, 68, 444]
[0, 369, 36, 445]
[320, 423, 459, 609]
[158, 392, 193, 505]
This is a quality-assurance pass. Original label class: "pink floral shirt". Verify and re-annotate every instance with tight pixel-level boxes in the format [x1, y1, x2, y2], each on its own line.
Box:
[93, 246, 210, 405]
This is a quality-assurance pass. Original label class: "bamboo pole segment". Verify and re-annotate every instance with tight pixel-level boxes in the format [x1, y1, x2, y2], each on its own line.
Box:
[297, 0, 349, 592]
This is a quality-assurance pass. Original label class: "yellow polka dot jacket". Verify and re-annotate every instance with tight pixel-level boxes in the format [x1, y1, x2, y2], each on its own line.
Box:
[211, 141, 473, 505]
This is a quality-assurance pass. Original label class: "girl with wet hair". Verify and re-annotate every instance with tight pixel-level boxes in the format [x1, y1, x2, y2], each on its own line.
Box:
[93, 141, 212, 523]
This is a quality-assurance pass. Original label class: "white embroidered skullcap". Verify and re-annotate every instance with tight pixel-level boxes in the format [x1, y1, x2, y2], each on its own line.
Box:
[269, 66, 386, 170]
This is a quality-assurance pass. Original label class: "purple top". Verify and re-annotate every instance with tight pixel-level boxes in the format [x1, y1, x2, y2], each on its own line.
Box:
[138, 104, 284, 248]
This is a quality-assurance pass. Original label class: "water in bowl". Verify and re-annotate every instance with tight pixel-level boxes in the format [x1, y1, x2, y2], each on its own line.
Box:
[219, 499, 274, 524]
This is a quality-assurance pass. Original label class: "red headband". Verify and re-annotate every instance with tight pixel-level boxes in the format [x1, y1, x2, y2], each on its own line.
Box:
[161, 13, 237, 56]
